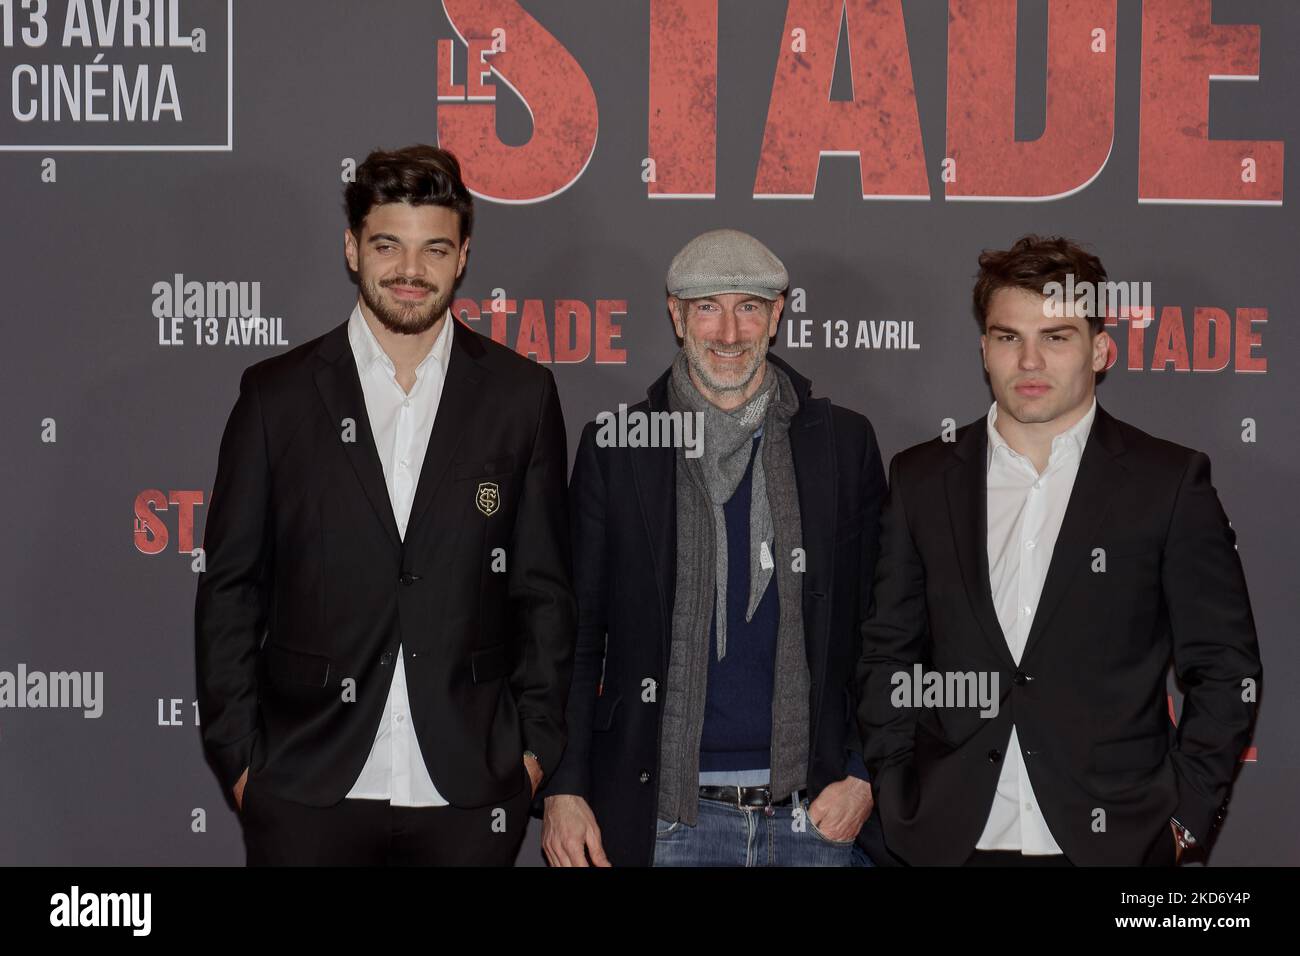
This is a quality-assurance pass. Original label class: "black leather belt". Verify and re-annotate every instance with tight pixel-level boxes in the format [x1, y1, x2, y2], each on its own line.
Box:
[698, 784, 795, 809]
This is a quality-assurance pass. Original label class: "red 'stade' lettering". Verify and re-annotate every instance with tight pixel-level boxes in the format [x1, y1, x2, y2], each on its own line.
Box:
[1139, 0, 1283, 204]
[1192, 308, 1232, 373]
[554, 300, 592, 363]
[1125, 312, 1145, 371]
[133, 490, 205, 555]
[754, 0, 927, 199]
[1102, 307, 1267, 373]
[452, 299, 627, 365]
[1102, 305, 1156, 372]
[1152, 306, 1191, 372]
[1234, 308, 1267, 373]
[437, 0, 599, 202]
[134, 490, 169, 556]
[947, 0, 1116, 200]
[594, 300, 628, 364]
[649, 0, 718, 198]
[517, 299, 552, 363]
[483, 298, 513, 344]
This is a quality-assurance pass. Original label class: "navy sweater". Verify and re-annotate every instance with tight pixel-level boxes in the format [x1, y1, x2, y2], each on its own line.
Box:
[695, 434, 871, 783]
[699, 436, 779, 772]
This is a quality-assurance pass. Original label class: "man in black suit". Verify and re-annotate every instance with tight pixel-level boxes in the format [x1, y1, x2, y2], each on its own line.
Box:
[540, 229, 886, 866]
[857, 235, 1261, 866]
[195, 145, 575, 865]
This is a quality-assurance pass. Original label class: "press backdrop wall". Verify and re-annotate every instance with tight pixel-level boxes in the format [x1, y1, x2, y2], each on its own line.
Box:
[2, 0, 1296, 866]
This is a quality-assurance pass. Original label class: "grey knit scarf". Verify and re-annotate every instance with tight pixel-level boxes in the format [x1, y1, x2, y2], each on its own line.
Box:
[657, 352, 811, 825]
[669, 351, 776, 660]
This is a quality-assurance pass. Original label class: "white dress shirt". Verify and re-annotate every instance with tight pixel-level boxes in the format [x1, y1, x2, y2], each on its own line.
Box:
[344, 302, 454, 806]
[976, 396, 1096, 853]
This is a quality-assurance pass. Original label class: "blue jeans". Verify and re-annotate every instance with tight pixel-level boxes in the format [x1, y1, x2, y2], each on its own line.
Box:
[652, 794, 857, 867]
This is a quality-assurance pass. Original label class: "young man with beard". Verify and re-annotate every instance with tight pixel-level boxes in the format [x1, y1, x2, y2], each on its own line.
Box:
[856, 235, 1261, 866]
[541, 229, 886, 866]
[195, 145, 576, 865]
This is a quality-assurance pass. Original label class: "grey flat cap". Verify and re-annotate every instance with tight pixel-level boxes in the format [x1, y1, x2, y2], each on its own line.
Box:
[666, 229, 788, 300]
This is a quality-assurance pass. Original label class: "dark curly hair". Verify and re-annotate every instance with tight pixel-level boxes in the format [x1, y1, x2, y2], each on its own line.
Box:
[972, 234, 1107, 335]
[344, 145, 474, 242]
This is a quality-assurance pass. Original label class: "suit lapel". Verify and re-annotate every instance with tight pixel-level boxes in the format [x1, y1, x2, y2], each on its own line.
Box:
[945, 420, 1017, 670]
[312, 314, 487, 553]
[632, 374, 678, 663]
[1020, 405, 1127, 663]
[789, 394, 834, 723]
[313, 320, 402, 550]
[405, 318, 486, 538]
[789, 399, 834, 616]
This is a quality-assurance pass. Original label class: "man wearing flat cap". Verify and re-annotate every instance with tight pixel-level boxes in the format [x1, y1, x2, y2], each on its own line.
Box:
[539, 229, 888, 866]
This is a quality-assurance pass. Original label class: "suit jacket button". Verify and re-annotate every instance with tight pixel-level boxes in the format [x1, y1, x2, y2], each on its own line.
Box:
[380, 652, 393, 666]
[399, 573, 414, 585]
[1013, 670, 1028, 686]
[988, 749, 1003, 763]
[639, 770, 651, 784]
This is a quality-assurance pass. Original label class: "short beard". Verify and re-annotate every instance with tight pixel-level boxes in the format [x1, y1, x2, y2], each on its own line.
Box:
[682, 336, 767, 394]
[359, 277, 452, 335]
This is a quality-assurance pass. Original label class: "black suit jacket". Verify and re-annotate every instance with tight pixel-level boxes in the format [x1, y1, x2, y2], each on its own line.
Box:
[195, 316, 576, 808]
[542, 354, 887, 866]
[857, 403, 1261, 865]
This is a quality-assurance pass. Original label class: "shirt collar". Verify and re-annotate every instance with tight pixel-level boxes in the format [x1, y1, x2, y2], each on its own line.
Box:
[347, 301, 454, 377]
[986, 396, 1097, 472]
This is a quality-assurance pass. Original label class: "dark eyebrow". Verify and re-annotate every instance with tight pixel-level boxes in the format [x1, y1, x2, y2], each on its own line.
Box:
[986, 323, 1079, 336]
[366, 234, 456, 247]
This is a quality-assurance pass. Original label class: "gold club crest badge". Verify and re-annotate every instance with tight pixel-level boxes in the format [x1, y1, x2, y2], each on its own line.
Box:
[476, 481, 500, 516]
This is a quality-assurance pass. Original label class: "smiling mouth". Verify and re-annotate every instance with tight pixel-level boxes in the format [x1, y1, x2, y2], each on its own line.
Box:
[388, 285, 432, 299]
[709, 347, 746, 359]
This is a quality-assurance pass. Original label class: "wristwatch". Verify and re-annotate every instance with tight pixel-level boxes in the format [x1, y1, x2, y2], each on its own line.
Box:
[1170, 817, 1197, 851]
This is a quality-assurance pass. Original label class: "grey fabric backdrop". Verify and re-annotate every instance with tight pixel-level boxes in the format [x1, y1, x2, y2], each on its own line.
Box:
[1, 1, 1295, 865]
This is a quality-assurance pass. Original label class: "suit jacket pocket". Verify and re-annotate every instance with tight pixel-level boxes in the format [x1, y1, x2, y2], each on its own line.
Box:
[1091, 731, 1169, 773]
[266, 644, 332, 688]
